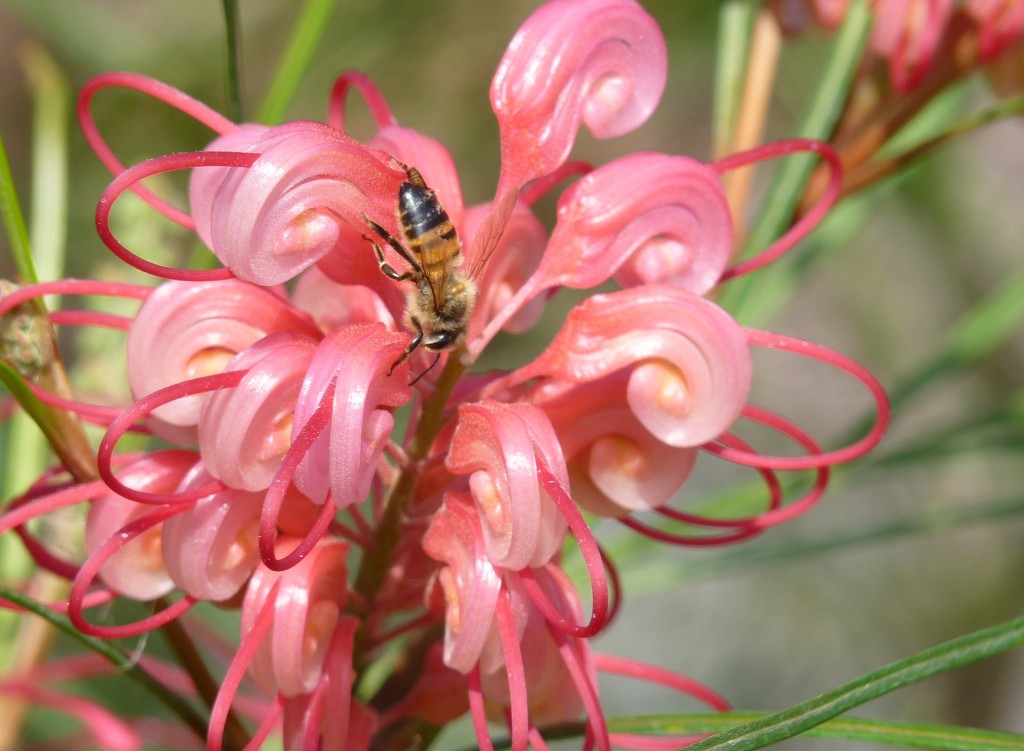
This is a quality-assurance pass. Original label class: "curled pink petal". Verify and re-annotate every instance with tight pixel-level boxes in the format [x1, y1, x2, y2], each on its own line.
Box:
[292, 265, 398, 335]
[282, 617, 369, 751]
[422, 493, 503, 674]
[241, 537, 349, 697]
[292, 323, 413, 507]
[873, 0, 955, 92]
[537, 378, 698, 516]
[447, 401, 569, 570]
[966, 0, 1024, 59]
[189, 121, 405, 285]
[127, 279, 318, 429]
[472, 153, 731, 355]
[507, 286, 752, 448]
[161, 464, 263, 602]
[464, 200, 549, 340]
[492, 0, 667, 193]
[84, 452, 196, 601]
[199, 330, 318, 491]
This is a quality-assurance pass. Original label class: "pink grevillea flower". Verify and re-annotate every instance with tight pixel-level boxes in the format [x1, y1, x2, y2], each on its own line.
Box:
[491, 0, 667, 194]
[447, 401, 570, 570]
[965, 0, 1024, 59]
[0, 0, 893, 749]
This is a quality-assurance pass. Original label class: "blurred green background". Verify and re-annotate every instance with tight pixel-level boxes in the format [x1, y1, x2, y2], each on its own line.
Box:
[0, 1, 1022, 748]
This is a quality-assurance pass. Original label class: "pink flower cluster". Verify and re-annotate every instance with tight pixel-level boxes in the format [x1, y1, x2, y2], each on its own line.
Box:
[1, 1, 890, 749]
[802, 0, 1024, 91]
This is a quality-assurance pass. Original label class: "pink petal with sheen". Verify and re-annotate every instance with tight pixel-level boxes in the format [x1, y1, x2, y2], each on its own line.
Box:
[491, 0, 667, 192]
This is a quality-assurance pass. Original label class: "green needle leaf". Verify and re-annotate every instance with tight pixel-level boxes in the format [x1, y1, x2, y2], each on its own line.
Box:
[0, 132, 36, 284]
[683, 616, 1024, 751]
[257, 0, 338, 125]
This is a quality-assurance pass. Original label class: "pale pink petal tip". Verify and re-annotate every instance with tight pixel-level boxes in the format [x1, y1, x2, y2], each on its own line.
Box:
[491, 0, 667, 191]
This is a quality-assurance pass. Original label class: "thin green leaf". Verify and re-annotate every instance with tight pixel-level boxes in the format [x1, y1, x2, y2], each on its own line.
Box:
[0, 583, 208, 742]
[719, 0, 871, 323]
[682, 616, 1024, 751]
[606, 713, 1024, 751]
[22, 44, 69, 286]
[256, 0, 338, 125]
[0, 132, 36, 284]
[221, 0, 244, 122]
[713, 0, 758, 157]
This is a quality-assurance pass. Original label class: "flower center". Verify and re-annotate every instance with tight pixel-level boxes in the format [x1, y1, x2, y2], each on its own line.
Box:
[279, 208, 341, 258]
[589, 434, 648, 481]
[184, 346, 237, 379]
[469, 471, 508, 538]
[632, 360, 690, 417]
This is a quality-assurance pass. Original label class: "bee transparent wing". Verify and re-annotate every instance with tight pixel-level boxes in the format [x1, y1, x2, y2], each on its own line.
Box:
[466, 188, 519, 280]
[417, 232, 453, 310]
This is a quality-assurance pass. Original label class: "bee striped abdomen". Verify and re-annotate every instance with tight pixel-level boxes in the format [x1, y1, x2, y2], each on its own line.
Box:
[398, 168, 462, 309]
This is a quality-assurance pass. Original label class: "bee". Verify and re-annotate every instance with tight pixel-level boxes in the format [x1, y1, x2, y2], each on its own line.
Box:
[363, 165, 513, 383]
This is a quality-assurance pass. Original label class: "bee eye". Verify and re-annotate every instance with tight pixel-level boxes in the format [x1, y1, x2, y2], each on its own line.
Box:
[425, 331, 457, 351]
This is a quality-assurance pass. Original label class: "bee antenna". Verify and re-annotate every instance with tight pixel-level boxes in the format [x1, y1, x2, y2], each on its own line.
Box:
[409, 353, 442, 386]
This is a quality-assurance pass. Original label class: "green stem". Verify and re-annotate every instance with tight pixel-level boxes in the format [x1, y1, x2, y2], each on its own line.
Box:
[351, 349, 468, 664]
[221, 0, 244, 122]
[0, 584, 209, 743]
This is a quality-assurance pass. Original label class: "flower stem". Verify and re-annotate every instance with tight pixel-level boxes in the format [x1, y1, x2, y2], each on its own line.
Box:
[351, 347, 468, 663]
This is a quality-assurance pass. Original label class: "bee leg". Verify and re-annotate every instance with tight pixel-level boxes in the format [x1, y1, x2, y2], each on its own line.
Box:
[409, 353, 442, 387]
[362, 214, 422, 274]
[364, 235, 414, 282]
[388, 316, 424, 376]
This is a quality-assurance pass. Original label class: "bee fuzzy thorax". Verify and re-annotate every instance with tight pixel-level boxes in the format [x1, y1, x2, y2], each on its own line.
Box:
[364, 165, 492, 379]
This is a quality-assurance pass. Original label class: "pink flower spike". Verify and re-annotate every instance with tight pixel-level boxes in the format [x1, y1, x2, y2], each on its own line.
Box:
[78, 72, 236, 224]
[447, 401, 569, 570]
[328, 70, 397, 132]
[509, 286, 752, 449]
[96, 150, 258, 267]
[714, 139, 841, 282]
[127, 279, 319, 431]
[491, 0, 667, 194]
[199, 331, 318, 492]
[189, 121, 404, 285]
[292, 323, 412, 508]
[422, 493, 503, 674]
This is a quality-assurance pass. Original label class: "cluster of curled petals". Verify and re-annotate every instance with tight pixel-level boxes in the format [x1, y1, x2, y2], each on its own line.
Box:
[0, 0, 892, 749]
[797, 0, 1024, 91]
